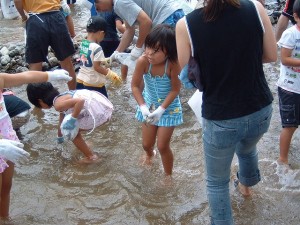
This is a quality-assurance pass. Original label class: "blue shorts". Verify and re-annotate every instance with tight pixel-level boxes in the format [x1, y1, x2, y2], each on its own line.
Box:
[25, 11, 75, 63]
[278, 87, 300, 128]
[162, 9, 185, 27]
[100, 40, 120, 57]
[76, 83, 108, 98]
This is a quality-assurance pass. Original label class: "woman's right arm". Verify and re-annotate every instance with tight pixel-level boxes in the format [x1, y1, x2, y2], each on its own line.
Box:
[175, 18, 192, 69]
[255, 1, 277, 63]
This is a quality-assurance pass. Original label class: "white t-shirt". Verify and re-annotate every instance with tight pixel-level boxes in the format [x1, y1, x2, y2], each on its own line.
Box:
[77, 42, 106, 87]
[277, 25, 300, 94]
[113, 0, 181, 27]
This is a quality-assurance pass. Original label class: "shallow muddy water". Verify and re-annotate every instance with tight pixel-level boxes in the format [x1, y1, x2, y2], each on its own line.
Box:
[0, 2, 300, 225]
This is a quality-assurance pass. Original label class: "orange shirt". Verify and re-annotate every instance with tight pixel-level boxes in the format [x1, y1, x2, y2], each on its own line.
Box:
[23, 0, 60, 13]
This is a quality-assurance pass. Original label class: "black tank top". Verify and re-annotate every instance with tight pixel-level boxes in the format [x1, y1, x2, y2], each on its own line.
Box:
[186, 0, 273, 120]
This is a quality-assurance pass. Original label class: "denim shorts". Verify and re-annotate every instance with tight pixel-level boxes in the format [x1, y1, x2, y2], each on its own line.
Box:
[25, 11, 75, 63]
[278, 87, 300, 128]
[162, 9, 185, 27]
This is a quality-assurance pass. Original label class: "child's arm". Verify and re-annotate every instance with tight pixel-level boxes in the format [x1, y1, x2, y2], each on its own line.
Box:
[131, 56, 147, 106]
[281, 47, 300, 67]
[55, 98, 85, 118]
[93, 61, 108, 75]
[0, 70, 71, 90]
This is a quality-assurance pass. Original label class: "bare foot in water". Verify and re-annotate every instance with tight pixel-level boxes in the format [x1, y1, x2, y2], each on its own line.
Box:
[140, 149, 157, 167]
[238, 182, 252, 197]
[234, 179, 252, 197]
[78, 154, 101, 164]
[161, 175, 173, 187]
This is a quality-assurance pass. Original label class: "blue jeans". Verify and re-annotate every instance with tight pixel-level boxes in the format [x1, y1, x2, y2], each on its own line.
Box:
[202, 104, 272, 225]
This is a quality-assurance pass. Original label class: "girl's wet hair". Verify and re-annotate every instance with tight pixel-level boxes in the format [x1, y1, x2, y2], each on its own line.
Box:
[145, 24, 178, 63]
[26, 82, 59, 108]
[294, 0, 300, 17]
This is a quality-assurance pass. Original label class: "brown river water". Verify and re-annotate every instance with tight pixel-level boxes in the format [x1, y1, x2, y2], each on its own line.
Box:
[0, 2, 300, 225]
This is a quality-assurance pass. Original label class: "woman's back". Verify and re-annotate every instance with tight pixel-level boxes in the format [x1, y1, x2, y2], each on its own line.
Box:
[186, 0, 273, 120]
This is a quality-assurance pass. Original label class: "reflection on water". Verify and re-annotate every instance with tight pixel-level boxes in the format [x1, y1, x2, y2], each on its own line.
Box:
[1, 3, 300, 225]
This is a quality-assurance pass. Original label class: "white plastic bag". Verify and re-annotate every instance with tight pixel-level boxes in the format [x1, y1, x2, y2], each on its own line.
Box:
[187, 90, 203, 126]
[1, 0, 19, 19]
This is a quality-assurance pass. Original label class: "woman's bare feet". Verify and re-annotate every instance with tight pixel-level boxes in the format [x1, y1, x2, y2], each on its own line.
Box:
[234, 179, 252, 197]
[78, 154, 101, 164]
[238, 182, 252, 197]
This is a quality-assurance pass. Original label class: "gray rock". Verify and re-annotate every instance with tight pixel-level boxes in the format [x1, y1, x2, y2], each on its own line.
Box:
[48, 57, 59, 67]
[9, 49, 19, 58]
[16, 66, 29, 73]
[1, 55, 11, 65]
[42, 62, 50, 71]
[0, 47, 9, 56]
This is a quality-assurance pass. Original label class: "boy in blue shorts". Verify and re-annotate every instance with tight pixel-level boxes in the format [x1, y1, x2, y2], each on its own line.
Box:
[277, 0, 300, 166]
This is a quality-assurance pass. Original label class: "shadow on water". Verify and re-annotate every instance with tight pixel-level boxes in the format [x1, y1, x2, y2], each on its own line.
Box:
[1, 2, 300, 225]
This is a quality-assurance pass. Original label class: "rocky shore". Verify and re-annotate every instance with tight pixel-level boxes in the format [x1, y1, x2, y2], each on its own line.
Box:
[0, 41, 81, 73]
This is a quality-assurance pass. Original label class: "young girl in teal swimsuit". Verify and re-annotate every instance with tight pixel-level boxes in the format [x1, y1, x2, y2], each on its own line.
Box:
[131, 24, 183, 183]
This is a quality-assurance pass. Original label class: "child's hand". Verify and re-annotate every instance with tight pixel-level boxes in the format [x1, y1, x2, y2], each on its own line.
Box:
[0, 139, 30, 165]
[62, 116, 78, 130]
[106, 69, 122, 86]
[139, 104, 151, 120]
[147, 106, 165, 125]
[47, 69, 72, 82]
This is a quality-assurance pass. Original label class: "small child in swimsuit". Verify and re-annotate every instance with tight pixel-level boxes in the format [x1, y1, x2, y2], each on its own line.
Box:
[131, 24, 183, 184]
[26, 82, 113, 164]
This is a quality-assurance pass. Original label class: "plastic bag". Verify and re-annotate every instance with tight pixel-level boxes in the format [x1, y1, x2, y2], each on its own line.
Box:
[187, 90, 203, 126]
[115, 52, 136, 73]
[60, 114, 79, 141]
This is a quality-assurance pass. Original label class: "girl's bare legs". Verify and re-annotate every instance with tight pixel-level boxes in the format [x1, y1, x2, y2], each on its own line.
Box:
[278, 127, 297, 165]
[72, 132, 99, 163]
[0, 162, 14, 218]
[156, 127, 175, 176]
[141, 124, 157, 166]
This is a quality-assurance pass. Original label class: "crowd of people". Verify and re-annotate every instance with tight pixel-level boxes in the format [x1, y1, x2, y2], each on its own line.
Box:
[0, 0, 299, 224]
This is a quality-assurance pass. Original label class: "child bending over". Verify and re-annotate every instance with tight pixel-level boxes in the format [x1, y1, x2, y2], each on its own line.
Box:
[26, 83, 113, 164]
